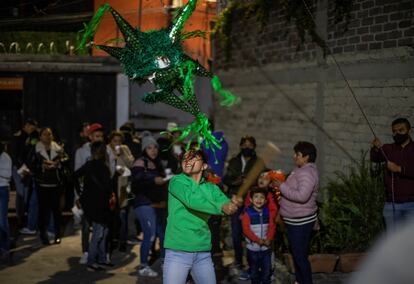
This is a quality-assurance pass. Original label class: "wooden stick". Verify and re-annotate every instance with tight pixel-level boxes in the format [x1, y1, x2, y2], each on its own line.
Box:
[236, 142, 281, 198]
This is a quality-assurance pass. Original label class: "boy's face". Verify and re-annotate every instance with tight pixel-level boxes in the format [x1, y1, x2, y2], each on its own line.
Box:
[89, 131, 104, 143]
[258, 174, 270, 188]
[251, 192, 267, 209]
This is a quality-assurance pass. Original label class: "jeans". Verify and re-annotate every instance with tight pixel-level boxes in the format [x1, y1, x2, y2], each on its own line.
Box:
[81, 215, 90, 253]
[87, 222, 108, 265]
[247, 249, 272, 284]
[383, 202, 414, 232]
[163, 249, 216, 284]
[134, 205, 157, 265]
[0, 186, 10, 253]
[27, 185, 38, 231]
[286, 222, 315, 284]
[230, 206, 244, 266]
[12, 167, 37, 230]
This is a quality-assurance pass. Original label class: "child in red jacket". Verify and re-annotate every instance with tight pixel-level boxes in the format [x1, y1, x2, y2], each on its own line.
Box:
[242, 186, 277, 284]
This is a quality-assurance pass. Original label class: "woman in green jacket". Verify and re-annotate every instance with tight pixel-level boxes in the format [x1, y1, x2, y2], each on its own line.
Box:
[163, 148, 239, 284]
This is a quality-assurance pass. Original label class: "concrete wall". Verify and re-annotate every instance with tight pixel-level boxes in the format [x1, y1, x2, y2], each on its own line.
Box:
[213, 0, 414, 183]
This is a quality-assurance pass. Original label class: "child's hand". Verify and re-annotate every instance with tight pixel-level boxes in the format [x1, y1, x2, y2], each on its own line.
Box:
[257, 239, 265, 245]
[263, 239, 272, 247]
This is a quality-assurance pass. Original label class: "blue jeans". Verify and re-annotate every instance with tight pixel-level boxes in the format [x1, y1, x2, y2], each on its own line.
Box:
[383, 202, 414, 232]
[163, 249, 216, 284]
[286, 222, 315, 284]
[0, 186, 10, 253]
[12, 167, 38, 230]
[87, 222, 108, 265]
[230, 206, 244, 266]
[27, 185, 38, 231]
[81, 215, 90, 253]
[134, 205, 157, 265]
[247, 249, 272, 284]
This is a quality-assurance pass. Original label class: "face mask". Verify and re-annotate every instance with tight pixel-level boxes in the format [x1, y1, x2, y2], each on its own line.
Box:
[241, 148, 255, 157]
[393, 133, 409, 145]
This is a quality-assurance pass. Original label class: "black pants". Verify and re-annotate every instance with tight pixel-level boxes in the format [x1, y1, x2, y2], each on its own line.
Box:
[37, 186, 61, 240]
[208, 215, 222, 255]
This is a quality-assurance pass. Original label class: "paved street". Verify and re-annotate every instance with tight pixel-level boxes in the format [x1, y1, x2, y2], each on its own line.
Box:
[0, 221, 351, 284]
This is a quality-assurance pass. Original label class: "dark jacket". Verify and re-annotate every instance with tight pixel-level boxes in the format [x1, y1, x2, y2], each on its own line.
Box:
[223, 153, 258, 196]
[74, 159, 113, 224]
[371, 140, 414, 202]
[28, 141, 68, 187]
[10, 130, 38, 168]
[131, 156, 167, 207]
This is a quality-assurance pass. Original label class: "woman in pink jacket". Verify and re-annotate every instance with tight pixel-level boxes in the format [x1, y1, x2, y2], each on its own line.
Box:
[277, 141, 318, 284]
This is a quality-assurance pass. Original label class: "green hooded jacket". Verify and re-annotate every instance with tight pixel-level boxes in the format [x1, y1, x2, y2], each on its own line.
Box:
[164, 173, 230, 252]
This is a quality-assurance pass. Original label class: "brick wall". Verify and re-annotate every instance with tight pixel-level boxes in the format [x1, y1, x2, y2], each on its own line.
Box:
[327, 0, 414, 53]
[212, 0, 414, 184]
[214, 0, 414, 70]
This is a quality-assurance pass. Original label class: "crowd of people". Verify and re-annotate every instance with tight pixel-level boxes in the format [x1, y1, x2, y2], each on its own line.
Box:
[0, 116, 412, 284]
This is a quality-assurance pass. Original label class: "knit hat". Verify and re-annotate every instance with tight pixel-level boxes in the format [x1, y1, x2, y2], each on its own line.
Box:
[142, 135, 158, 150]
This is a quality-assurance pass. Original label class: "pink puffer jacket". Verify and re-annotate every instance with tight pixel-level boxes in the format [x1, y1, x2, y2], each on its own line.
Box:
[279, 163, 319, 218]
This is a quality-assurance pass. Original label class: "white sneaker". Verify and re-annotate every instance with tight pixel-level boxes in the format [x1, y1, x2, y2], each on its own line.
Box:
[79, 252, 88, 264]
[138, 265, 158, 277]
[19, 227, 37, 235]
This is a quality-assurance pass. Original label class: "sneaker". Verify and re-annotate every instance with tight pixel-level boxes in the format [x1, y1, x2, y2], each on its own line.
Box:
[138, 265, 158, 277]
[87, 264, 105, 272]
[238, 270, 250, 281]
[126, 238, 140, 245]
[79, 252, 89, 264]
[97, 262, 114, 267]
[19, 228, 36, 235]
[47, 231, 55, 238]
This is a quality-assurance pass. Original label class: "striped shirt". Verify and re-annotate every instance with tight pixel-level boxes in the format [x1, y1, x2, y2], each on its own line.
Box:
[283, 212, 317, 226]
